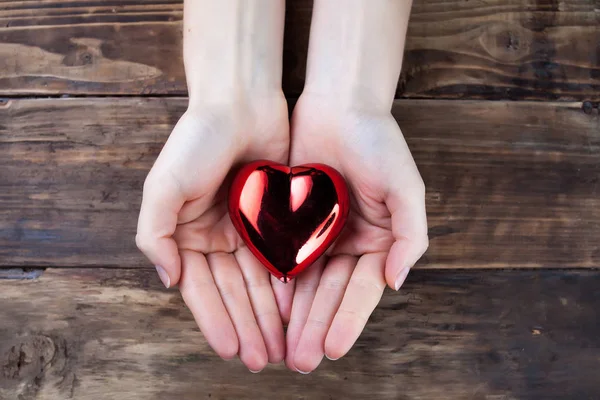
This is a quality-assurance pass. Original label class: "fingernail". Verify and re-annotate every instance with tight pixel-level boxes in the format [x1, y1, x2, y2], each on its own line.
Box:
[325, 354, 340, 361]
[394, 267, 411, 291]
[155, 265, 170, 288]
[296, 368, 310, 375]
[249, 369, 262, 374]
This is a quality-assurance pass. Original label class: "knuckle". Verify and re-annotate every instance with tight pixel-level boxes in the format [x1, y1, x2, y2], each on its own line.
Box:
[239, 318, 260, 330]
[413, 176, 426, 198]
[142, 174, 155, 194]
[135, 233, 151, 253]
[347, 276, 385, 295]
[306, 317, 328, 329]
[216, 285, 236, 301]
[422, 235, 430, 252]
[295, 281, 319, 294]
[217, 279, 245, 301]
[337, 308, 369, 324]
[318, 277, 348, 292]
[253, 308, 281, 320]
[244, 276, 270, 290]
[416, 234, 430, 256]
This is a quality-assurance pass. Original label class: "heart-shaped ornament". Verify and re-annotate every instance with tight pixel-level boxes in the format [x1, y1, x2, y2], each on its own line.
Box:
[228, 160, 350, 282]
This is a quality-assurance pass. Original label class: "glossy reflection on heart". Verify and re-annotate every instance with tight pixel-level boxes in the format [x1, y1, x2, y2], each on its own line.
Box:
[228, 160, 349, 282]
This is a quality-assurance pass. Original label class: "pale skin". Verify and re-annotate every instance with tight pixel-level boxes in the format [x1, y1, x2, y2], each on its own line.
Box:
[136, 0, 427, 374]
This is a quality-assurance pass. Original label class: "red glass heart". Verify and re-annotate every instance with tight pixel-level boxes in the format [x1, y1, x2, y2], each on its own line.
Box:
[228, 160, 350, 283]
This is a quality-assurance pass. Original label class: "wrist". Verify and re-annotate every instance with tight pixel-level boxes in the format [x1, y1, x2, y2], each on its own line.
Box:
[184, 0, 285, 104]
[185, 89, 288, 138]
[297, 87, 393, 117]
[303, 0, 412, 113]
[187, 85, 284, 105]
[186, 49, 283, 107]
[301, 81, 393, 115]
[188, 85, 285, 111]
[292, 92, 396, 145]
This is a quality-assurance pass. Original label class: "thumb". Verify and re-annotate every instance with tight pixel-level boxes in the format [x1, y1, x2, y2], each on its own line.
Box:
[385, 236, 428, 291]
[136, 177, 184, 288]
[384, 175, 429, 291]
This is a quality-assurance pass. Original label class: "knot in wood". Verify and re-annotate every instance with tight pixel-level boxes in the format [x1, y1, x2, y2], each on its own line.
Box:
[2, 335, 56, 381]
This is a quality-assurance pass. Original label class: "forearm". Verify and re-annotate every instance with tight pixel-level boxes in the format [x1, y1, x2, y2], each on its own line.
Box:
[303, 0, 412, 112]
[183, 0, 285, 106]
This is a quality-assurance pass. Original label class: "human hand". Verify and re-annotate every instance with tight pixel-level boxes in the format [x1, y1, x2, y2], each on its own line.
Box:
[136, 94, 289, 372]
[136, 0, 289, 373]
[276, 94, 428, 373]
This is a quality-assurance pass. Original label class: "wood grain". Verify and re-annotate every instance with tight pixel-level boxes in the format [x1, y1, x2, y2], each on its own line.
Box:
[0, 1, 184, 95]
[1, 98, 599, 269]
[0, 0, 599, 99]
[402, 0, 600, 100]
[1, 267, 599, 399]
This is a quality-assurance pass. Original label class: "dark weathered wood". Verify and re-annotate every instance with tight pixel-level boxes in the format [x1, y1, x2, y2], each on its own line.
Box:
[1, 0, 599, 99]
[1, 267, 598, 399]
[1, 98, 599, 269]
[402, 0, 600, 100]
[0, 1, 184, 95]
[404, 100, 600, 269]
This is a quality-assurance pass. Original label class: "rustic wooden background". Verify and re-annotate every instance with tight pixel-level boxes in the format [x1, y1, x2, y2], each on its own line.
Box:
[1, 1, 599, 399]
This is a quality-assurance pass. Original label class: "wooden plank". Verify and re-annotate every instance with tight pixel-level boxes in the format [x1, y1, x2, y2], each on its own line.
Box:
[402, 0, 600, 100]
[0, 1, 184, 95]
[1, 98, 599, 269]
[0, 0, 599, 99]
[1, 267, 598, 399]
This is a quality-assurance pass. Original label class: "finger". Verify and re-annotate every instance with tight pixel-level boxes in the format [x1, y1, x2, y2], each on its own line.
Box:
[208, 253, 269, 372]
[285, 258, 326, 372]
[386, 236, 428, 291]
[235, 247, 285, 364]
[136, 177, 184, 288]
[271, 274, 295, 325]
[293, 255, 357, 373]
[324, 252, 386, 361]
[178, 250, 238, 359]
[385, 169, 429, 291]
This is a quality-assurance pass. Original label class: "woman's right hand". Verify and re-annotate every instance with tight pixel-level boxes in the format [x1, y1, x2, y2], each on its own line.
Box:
[136, 93, 290, 372]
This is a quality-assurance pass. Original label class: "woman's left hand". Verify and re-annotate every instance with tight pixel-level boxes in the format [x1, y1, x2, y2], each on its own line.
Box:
[275, 94, 429, 373]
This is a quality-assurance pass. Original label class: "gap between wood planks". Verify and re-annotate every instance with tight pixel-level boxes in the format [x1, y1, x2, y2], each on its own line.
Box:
[1, 96, 600, 108]
[3, 266, 600, 281]
[0, 268, 44, 279]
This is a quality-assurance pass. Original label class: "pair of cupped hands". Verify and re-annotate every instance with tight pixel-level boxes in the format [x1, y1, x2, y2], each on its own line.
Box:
[135, 91, 428, 374]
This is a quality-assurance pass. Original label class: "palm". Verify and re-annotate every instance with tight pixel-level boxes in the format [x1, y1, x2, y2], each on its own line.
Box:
[290, 113, 408, 258]
[174, 191, 242, 255]
[161, 105, 289, 255]
[299, 155, 393, 260]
